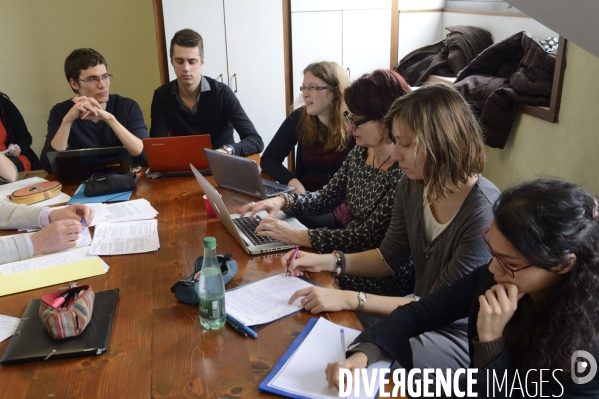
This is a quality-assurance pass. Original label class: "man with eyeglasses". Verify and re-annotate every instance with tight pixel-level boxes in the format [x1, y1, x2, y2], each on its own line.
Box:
[149, 29, 263, 156]
[40, 48, 149, 173]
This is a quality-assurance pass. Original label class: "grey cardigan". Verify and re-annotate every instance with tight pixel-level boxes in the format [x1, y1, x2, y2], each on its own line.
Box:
[380, 175, 500, 297]
[0, 201, 44, 264]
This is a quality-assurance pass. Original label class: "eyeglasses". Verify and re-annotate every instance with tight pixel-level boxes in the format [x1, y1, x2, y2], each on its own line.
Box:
[343, 111, 372, 128]
[79, 74, 113, 86]
[299, 85, 329, 92]
[482, 229, 534, 278]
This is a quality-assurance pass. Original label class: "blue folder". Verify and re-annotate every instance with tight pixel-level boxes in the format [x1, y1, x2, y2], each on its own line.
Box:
[258, 318, 319, 398]
[66, 183, 133, 205]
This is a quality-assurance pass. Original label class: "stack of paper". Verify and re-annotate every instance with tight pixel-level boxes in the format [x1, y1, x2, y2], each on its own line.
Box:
[0, 177, 71, 206]
[87, 199, 158, 225]
[0, 246, 110, 296]
[226, 274, 314, 326]
[89, 219, 159, 255]
[0, 315, 20, 343]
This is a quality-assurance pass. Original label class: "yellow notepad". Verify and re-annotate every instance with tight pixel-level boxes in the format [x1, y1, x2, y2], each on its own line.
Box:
[0, 257, 107, 297]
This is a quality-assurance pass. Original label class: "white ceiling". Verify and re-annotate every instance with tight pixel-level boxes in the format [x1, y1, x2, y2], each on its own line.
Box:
[506, 0, 599, 58]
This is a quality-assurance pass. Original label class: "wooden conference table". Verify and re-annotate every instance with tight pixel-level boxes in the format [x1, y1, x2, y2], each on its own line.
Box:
[0, 170, 365, 398]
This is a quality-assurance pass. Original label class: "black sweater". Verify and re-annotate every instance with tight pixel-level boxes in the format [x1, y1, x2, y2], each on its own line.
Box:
[261, 108, 354, 191]
[353, 265, 599, 398]
[42, 94, 149, 173]
[0, 95, 42, 170]
[149, 77, 263, 157]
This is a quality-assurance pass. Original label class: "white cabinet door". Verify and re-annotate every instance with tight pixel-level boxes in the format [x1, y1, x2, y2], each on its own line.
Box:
[224, 0, 286, 148]
[291, 11, 343, 102]
[162, 0, 228, 83]
[342, 9, 392, 80]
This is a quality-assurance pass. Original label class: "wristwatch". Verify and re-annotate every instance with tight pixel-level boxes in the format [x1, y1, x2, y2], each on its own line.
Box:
[222, 145, 234, 155]
[357, 292, 367, 313]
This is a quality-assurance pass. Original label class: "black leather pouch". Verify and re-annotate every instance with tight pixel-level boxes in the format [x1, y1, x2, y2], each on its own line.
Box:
[170, 253, 238, 304]
[84, 172, 137, 197]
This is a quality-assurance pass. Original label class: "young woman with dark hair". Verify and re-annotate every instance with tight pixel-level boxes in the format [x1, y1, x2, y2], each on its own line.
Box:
[240, 70, 409, 297]
[326, 178, 599, 397]
[260, 62, 354, 229]
[0, 92, 42, 180]
[286, 84, 500, 371]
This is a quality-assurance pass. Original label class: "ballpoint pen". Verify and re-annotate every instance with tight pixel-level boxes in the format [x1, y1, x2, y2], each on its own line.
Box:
[287, 247, 299, 277]
[226, 314, 258, 338]
[340, 329, 346, 368]
[226, 318, 248, 337]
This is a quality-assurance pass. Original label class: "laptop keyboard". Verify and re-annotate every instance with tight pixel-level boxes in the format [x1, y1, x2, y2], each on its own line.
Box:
[264, 185, 286, 196]
[233, 215, 281, 246]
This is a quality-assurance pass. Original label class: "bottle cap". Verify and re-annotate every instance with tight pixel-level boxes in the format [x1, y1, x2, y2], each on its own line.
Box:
[203, 236, 217, 249]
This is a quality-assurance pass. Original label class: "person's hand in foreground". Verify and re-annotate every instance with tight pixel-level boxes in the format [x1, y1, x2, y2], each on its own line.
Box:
[326, 352, 368, 393]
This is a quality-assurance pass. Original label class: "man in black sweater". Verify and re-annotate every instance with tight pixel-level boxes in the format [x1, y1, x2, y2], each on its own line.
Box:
[149, 29, 263, 157]
[41, 48, 149, 173]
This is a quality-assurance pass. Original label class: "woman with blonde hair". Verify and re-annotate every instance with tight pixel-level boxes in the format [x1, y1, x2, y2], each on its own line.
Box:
[261, 61, 353, 228]
[287, 84, 500, 371]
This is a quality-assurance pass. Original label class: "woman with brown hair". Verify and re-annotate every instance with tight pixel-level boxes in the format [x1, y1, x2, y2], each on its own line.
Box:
[287, 84, 500, 371]
[240, 70, 409, 297]
[260, 61, 354, 229]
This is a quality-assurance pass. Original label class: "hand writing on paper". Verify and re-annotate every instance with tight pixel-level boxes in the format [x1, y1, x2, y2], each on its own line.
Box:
[49, 204, 94, 227]
[289, 286, 355, 314]
[30, 219, 82, 256]
[282, 250, 332, 276]
[326, 352, 368, 393]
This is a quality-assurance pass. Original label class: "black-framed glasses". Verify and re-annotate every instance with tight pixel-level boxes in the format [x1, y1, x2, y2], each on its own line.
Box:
[79, 74, 113, 86]
[482, 229, 534, 278]
[343, 111, 372, 128]
[299, 85, 329, 92]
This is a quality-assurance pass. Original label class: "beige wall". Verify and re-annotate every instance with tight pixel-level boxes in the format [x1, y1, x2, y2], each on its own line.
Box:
[2, 2, 598, 194]
[0, 0, 160, 155]
[484, 43, 599, 193]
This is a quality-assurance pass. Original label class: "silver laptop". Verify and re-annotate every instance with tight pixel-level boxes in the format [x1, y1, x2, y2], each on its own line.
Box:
[191, 164, 305, 254]
[204, 148, 294, 199]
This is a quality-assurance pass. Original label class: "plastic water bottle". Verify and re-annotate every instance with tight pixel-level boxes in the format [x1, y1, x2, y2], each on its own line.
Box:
[198, 237, 226, 330]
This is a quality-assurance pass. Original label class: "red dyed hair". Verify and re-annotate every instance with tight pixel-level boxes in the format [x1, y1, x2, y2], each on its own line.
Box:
[343, 69, 411, 120]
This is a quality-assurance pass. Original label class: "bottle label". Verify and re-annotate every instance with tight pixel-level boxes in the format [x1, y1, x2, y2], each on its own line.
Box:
[199, 298, 225, 319]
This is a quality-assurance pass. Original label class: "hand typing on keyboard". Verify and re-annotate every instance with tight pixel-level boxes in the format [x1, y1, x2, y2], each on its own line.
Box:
[254, 216, 312, 248]
[238, 196, 286, 220]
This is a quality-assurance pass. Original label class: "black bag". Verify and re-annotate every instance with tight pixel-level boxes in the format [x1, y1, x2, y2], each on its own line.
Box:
[170, 253, 238, 305]
[84, 172, 137, 197]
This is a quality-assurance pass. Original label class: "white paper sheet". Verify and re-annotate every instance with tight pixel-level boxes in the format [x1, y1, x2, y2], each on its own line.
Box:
[268, 318, 392, 399]
[0, 246, 109, 275]
[0, 177, 71, 206]
[225, 274, 313, 326]
[89, 219, 160, 255]
[0, 315, 20, 343]
[102, 199, 158, 223]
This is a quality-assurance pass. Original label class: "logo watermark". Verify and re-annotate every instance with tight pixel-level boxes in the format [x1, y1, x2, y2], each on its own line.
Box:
[337, 351, 597, 398]
[571, 350, 597, 384]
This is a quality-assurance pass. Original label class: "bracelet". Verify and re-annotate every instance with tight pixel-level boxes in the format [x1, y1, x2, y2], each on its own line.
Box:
[277, 193, 293, 213]
[332, 250, 346, 276]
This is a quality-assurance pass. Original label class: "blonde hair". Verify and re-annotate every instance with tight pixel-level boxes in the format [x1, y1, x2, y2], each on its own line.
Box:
[384, 83, 485, 205]
[297, 62, 351, 151]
